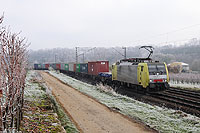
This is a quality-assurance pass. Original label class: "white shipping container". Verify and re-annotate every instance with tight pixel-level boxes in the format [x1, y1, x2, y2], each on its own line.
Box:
[69, 63, 74, 71]
[61, 63, 65, 70]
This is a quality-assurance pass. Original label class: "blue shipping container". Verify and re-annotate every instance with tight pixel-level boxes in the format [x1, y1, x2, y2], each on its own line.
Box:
[80, 63, 88, 73]
[34, 64, 39, 70]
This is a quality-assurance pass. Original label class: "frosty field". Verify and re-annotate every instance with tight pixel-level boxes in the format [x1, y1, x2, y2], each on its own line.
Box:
[23, 70, 78, 132]
[170, 81, 200, 91]
[49, 70, 200, 133]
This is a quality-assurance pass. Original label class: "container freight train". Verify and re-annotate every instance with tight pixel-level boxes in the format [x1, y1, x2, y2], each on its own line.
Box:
[34, 59, 169, 92]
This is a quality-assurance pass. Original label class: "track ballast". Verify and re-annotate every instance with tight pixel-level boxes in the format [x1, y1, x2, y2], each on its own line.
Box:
[59, 70, 200, 117]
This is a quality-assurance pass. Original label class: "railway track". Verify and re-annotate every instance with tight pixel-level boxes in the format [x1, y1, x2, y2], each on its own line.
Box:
[147, 88, 200, 117]
[166, 87, 200, 99]
[59, 71, 200, 117]
[152, 90, 200, 110]
[105, 85, 200, 117]
[116, 87, 200, 117]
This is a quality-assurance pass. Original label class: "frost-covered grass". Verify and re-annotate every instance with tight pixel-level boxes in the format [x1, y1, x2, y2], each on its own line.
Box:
[22, 71, 64, 132]
[23, 70, 79, 133]
[170, 81, 200, 91]
[25, 70, 47, 100]
[49, 70, 200, 133]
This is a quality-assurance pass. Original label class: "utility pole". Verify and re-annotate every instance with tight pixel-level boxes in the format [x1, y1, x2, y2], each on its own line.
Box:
[122, 47, 127, 59]
[78, 47, 96, 63]
[75, 47, 78, 63]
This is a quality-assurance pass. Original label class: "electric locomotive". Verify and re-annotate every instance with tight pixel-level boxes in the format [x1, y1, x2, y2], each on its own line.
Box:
[112, 46, 169, 91]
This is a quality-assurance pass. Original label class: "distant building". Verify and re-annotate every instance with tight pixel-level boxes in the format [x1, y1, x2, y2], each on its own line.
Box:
[168, 62, 189, 73]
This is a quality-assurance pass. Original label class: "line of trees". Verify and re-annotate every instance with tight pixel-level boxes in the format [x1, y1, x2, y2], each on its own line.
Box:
[0, 16, 28, 131]
[29, 41, 200, 71]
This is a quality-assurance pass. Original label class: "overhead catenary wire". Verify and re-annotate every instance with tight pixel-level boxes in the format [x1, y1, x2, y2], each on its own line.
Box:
[77, 47, 96, 63]
[112, 47, 124, 56]
[131, 23, 200, 46]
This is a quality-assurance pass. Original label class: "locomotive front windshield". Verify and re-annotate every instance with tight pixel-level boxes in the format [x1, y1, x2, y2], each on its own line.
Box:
[148, 64, 166, 75]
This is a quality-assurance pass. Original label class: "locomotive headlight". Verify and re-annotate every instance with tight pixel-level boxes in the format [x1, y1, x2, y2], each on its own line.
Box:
[150, 79, 153, 82]
[164, 79, 167, 82]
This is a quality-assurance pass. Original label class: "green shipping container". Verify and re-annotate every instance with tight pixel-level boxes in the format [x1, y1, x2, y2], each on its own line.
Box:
[76, 64, 81, 72]
[65, 64, 69, 71]
[38, 64, 42, 69]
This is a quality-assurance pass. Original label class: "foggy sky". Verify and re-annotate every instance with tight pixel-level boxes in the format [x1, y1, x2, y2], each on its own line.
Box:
[1, 0, 200, 50]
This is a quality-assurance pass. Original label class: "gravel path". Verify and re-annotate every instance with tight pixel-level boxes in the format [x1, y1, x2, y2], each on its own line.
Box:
[41, 72, 154, 133]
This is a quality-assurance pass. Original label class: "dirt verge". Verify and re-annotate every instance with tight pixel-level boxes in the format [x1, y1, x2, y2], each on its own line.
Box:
[40, 71, 156, 133]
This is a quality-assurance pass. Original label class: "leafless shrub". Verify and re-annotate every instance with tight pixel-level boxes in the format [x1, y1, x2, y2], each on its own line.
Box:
[0, 15, 28, 132]
[97, 83, 118, 96]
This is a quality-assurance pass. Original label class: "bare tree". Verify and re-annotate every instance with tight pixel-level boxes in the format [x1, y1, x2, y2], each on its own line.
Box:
[0, 15, 28, 132]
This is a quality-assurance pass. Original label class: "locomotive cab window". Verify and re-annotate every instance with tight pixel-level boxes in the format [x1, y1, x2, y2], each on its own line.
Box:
[148, 64, 166, 75]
